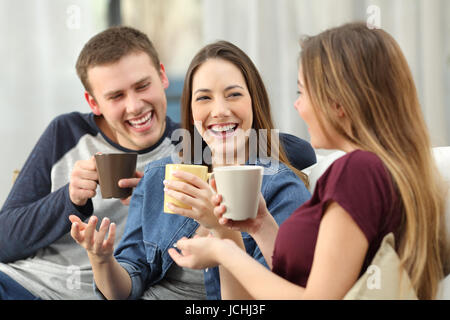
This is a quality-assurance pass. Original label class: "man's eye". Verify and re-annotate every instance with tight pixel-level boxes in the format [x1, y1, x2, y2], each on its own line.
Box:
[137, 83, 150, 90]
[110, 94, 123, 100]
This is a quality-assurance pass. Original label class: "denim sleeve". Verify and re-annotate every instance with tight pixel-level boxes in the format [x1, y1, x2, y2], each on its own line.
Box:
[108, 177, 151, 300]
[92, 261, 147, 300]
[92, 187, 149, 300]
[248, 168, 311, 266]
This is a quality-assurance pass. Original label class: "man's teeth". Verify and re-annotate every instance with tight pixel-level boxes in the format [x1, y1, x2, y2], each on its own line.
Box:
[129, 112, 152, 128]
[211, 124, 237, 132]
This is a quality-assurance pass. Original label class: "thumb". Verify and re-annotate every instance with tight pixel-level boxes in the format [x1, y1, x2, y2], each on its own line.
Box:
[174, 237, 190, 250]
[118, 170, 144, 188]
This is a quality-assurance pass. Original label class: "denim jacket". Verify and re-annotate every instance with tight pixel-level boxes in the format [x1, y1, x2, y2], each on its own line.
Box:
[109, 156, 311, 300]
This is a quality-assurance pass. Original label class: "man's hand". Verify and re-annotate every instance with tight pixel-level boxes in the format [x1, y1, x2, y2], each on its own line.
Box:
[69, 156, 98, 206]
[118, 170, 144, 205]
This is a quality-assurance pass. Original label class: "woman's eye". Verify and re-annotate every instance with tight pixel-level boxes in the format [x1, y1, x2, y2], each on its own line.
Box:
[228, 92, 242, 98]
[195, 96, 210, 101]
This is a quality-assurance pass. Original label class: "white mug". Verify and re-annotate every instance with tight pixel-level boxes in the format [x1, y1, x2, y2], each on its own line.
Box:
[211, 165, 263, 221]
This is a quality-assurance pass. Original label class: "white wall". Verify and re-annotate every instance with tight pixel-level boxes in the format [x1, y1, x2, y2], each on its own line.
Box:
[0, 0, 107, 206]
[202, 0, 450, 148]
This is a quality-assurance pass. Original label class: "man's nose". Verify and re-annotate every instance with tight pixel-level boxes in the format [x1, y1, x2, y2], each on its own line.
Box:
[126, 92, 144, 114]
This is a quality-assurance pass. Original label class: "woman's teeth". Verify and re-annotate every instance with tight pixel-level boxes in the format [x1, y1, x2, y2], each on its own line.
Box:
[129, 112, 152, 128]
[210, 124, 237, 133]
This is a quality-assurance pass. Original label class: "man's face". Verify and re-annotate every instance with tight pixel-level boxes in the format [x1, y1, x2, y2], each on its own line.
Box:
[86, 51, 169, 151]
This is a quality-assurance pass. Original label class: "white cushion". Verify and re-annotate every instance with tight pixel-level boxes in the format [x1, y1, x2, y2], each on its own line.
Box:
[302, 150, 345, 193]
[344, 233, 417, 300]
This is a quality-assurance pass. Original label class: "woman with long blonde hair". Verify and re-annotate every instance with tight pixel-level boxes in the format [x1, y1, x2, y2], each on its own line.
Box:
[169, 22, 448, 299]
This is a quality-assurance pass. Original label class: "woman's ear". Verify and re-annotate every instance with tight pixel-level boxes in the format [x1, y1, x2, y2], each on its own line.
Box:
[332, 103, 346, 118]
[85, 92, 102, 116]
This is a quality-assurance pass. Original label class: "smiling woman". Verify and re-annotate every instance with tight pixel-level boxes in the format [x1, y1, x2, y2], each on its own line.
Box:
[190, 58, 253, 165]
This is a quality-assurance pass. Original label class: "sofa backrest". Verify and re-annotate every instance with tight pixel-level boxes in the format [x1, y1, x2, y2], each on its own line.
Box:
[304, 148, 450, 224]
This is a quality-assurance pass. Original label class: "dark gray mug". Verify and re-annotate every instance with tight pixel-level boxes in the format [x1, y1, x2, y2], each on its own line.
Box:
[95, 153, 138, 199]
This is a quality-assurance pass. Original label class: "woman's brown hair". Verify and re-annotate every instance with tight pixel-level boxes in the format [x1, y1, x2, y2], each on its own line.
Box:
[179, 40, 308, 186]
[300, 22, 448, 299]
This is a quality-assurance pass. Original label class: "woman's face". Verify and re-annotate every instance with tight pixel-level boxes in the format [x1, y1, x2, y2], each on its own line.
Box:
[191, 58, 253, 165]
[294, 66, 352, 151]
[294, 67, 334, 150]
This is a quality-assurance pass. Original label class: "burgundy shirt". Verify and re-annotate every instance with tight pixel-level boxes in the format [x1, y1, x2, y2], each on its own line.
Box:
[272, 150, 402, 287]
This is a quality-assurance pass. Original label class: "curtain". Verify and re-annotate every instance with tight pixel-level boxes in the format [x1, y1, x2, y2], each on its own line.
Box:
[202, 0, 450, 148]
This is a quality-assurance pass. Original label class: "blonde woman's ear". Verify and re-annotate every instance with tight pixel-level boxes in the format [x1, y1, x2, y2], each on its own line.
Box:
[332, 103, 346, 118]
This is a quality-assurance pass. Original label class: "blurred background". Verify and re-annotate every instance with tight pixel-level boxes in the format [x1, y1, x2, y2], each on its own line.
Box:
[1, 0, 449, 206]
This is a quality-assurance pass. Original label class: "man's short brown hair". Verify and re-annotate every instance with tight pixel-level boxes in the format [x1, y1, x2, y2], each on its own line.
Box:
[76, 26, 160, 94]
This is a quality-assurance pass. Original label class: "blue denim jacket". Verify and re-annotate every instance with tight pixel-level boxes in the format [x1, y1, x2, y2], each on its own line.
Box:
[111, 156, 311, 300]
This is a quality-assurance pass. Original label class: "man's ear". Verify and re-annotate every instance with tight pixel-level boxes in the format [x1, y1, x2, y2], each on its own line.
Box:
[85, 91, 101, 116]
[159, 63, 170, 90]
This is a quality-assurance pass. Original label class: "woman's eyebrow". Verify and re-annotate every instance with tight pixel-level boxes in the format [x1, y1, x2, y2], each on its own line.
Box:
[224, 85, 244, 91]
[193, 85, 244, 95]
[193, 88, 211, 95]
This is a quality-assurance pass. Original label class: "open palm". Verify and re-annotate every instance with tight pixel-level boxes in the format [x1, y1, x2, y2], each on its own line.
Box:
[69, 215, 116, 263]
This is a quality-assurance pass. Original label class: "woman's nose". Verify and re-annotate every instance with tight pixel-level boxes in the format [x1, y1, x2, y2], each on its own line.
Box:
[211, 98, 231, 118]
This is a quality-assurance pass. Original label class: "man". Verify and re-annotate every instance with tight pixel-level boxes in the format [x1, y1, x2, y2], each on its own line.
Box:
[0, 26, 316, 300]
[0, 26, 179, 299]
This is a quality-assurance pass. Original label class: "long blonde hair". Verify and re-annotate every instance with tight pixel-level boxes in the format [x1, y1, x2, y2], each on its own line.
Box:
[300, 22, 448, 299]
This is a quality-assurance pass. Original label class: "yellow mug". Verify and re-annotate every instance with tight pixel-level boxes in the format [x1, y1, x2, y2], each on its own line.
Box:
[164, 164, 209, 213]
